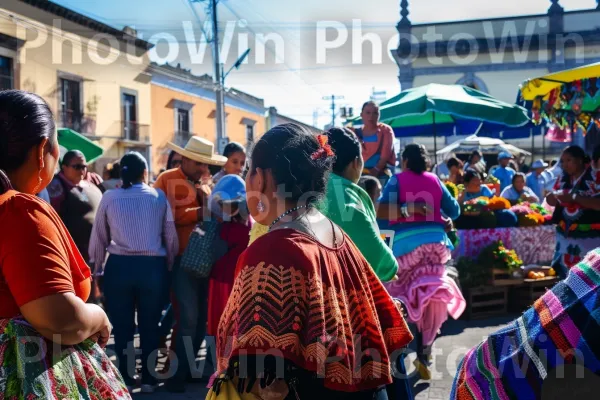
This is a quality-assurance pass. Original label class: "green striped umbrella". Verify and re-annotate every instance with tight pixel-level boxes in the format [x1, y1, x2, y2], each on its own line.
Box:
[57, 128, 104, 163]
[352, 84, 530, 155]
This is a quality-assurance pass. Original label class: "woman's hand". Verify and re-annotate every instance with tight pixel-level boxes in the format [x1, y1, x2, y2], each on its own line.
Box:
[554, 192, 573, 204]
[408, 202, 431, 216]
[91, 312, 112, 348]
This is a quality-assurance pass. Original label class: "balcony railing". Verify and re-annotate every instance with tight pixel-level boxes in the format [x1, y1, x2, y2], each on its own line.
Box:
[121, 121, 150, 144]
[58, 109, 97, 135]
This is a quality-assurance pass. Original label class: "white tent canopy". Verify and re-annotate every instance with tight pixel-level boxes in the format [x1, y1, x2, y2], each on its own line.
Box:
[436, 135, 531, 160]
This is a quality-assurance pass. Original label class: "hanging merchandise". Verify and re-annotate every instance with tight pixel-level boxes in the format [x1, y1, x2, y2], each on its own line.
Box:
[528, 77, 600, 138]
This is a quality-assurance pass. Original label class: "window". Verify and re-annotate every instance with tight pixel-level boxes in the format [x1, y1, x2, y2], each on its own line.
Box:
[60, 78, 82, 129]
[177, 108, 190, 133]
[0, 56, 12, 90]
[246, 124, 254, 144]
[122, 92, 138, 140]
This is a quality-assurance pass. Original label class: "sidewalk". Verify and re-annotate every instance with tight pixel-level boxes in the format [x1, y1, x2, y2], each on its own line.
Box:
[128, 315, 515, 400]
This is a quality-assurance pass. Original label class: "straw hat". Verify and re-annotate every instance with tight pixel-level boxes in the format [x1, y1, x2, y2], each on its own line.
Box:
[167, 136, 227, 166]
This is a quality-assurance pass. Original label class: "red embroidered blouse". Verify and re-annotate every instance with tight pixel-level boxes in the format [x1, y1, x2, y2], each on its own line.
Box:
[217, 229, 412, 392]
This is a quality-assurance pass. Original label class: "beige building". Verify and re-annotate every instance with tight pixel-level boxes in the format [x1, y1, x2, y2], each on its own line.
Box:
[150, 64, 268, 173]
[0, 0, 154, 172]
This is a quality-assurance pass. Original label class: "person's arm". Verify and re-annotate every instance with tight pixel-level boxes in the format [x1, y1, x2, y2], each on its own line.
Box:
[20, 294, 111, 346]
[374, 125, 395, 173]
[161, 194, 180, 270]
[376, 175, 429, 220]
[439, 178, 461, 220]
[545, 176, 562, 206]
[524, 188, 539, 203]
[3, 201, 111, 346]
[88, 196, 110, 275]
[343, 203, 398, 282]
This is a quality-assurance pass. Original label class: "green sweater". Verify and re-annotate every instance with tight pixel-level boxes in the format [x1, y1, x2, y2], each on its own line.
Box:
[318, 173, 398, 282]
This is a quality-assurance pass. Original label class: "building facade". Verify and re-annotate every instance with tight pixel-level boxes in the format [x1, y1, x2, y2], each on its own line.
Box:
[150, 64, 267, 173]
[393, 0, 600, 156]
[0, 0, 153, 172]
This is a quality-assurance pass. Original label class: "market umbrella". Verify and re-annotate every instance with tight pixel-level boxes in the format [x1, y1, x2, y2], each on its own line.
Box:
[352, 84, 530, 155]
[57, 128, 104, 163]
[518, 62, 600, 135]
[436, 135, 531, 158]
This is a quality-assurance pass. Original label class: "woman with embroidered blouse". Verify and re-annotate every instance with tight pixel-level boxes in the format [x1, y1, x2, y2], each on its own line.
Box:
[213, 123, 412, 399]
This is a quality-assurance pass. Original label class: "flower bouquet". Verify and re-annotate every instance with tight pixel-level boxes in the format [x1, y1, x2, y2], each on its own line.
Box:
[487, 197, 511, 211]
[485, 174, 501, 196]
[463, 196, 490, 216]
[478, 240, 523, 272]
[445, 181, 459, 199]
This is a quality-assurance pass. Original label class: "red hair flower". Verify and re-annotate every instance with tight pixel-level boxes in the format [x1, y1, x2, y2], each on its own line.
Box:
[311, 134, 335, 160]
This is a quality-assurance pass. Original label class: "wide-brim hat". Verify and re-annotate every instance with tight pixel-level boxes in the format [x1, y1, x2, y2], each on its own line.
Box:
[498, 151, 514, 160]
[532, 159, 549, 169]
[167, 136, 227, 166]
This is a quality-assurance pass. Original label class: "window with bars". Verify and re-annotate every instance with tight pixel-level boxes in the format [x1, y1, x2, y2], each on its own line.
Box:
[0, 55, 13, 90]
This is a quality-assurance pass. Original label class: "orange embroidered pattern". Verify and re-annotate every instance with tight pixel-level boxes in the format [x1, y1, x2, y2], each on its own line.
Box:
[217, 233, 412, 392]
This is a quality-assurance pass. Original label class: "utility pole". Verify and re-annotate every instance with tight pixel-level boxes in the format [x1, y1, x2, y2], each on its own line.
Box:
[210, 0, 227, 154]
[322, 95, 344, 128]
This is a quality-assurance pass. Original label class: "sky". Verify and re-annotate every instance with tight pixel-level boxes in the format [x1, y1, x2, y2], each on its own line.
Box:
[52, 0, 597, 128]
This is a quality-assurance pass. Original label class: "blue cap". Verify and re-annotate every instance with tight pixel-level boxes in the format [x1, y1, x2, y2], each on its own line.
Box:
[498, 151, 514, 160]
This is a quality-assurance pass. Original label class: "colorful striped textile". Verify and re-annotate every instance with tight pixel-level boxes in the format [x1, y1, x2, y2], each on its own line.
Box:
[451, 248, 600, 399]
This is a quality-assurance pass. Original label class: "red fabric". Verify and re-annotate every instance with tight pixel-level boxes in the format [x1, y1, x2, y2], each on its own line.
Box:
[0, 191, 91, 318]
[217, 229, 413, 392]
[207, 221, 250, 336]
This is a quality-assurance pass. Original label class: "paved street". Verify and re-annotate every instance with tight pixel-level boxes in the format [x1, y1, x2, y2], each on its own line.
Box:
[121, 315, 516, 400]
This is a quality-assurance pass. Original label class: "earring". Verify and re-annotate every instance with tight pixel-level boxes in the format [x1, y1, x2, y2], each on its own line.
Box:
[257, 200, 266, 213]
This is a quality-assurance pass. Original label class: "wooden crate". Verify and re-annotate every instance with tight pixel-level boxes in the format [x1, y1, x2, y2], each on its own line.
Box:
[509, 278, 558, 312]
[492, 268, 523, 287]
[466, 286, 508, 320]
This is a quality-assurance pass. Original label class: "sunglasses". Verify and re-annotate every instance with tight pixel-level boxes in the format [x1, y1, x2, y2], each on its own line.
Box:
[70, 164, 88, 171]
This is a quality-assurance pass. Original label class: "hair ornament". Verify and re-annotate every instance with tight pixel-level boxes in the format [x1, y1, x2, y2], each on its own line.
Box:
[311, 134, 335, 160]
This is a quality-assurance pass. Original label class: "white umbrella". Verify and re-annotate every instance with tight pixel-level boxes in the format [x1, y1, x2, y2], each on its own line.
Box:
[436, 135, 531, 160]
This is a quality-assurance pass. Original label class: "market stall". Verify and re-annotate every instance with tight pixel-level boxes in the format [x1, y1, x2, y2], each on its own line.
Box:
[519, 61, 600, 145]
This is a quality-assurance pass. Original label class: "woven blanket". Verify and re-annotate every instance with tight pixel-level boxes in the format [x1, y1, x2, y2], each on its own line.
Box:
[451, 248, 600, 399]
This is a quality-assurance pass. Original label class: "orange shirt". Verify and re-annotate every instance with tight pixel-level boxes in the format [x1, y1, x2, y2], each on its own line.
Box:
[154, 168, 211, 255]
[0, 190, 91, 319]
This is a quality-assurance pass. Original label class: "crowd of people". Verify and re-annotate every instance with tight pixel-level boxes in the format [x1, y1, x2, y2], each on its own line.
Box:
[2, 89, 600, 399]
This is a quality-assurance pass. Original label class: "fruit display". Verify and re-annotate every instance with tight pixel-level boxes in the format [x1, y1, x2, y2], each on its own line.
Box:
[523, 266, 556, 280]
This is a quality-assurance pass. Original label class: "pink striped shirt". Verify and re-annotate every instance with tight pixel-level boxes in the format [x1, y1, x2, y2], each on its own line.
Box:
[89, 184, 179, 273]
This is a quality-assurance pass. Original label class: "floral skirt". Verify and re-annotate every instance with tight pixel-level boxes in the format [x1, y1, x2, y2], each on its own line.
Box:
[384, 243, 466, 346]
[0, 318, 130, 400]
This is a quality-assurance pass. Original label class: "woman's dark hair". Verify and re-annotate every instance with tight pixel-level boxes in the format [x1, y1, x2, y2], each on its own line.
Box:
[223, 142, 246, 158]
[0, 90, 56, 194]
[562, 145, 590, 164]
[512, 172, 526, 186]
[250, 123, 333, 205]
[464, 170, 481, 184]
[469, 150, 483, 163]
[108, 161, 121, 180]
[359, 176, 380, 197]
[62, 150, 85, 168]
[446, 157, 463, 170]
[327, 127, 361, 175]
[402, 143, 428, 174]
[361, 100, 379, 112]
[166, 150, 180, 170]
[593, 145, 600, 163]
[120, 152, 147, 189]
